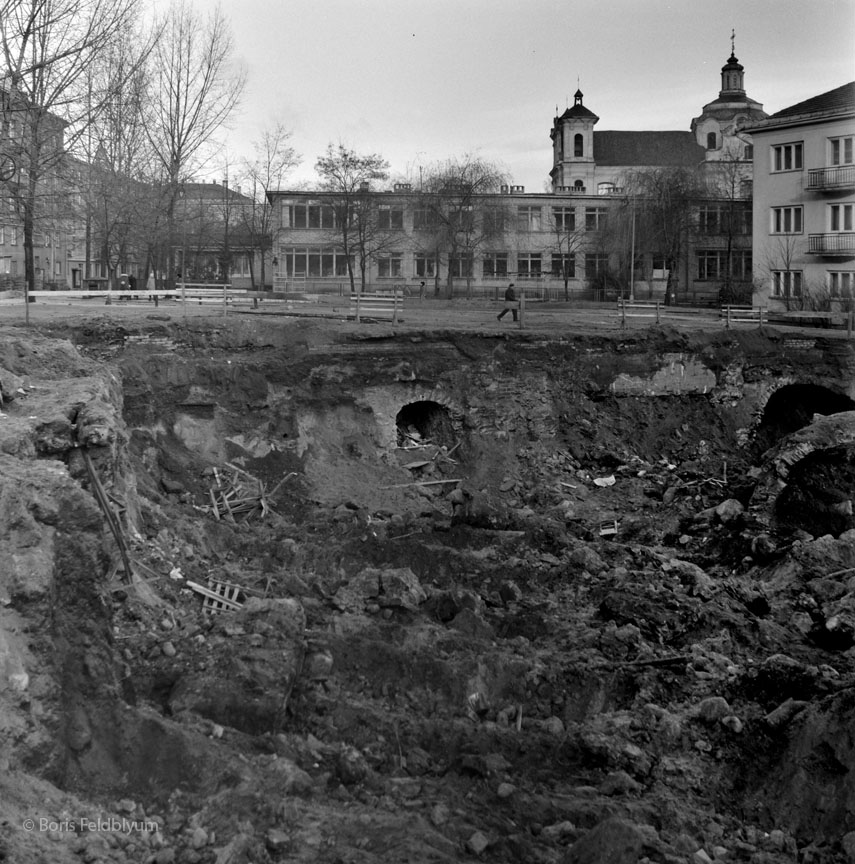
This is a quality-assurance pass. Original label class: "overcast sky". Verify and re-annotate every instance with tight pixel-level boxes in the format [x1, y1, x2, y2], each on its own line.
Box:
[194, 0, 855, 192]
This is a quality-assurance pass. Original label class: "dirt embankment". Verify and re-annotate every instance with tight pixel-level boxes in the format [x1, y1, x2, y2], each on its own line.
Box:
[2, 318, 855, 864]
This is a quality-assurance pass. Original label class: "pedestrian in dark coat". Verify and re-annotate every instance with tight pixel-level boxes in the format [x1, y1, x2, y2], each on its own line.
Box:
[497, 283, 518, 322]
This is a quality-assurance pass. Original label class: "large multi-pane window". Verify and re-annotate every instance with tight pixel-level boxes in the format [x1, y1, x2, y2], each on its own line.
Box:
[830, 136, 854, 166]
[377, 253, 403, 278]
[449, 253, 473, 278]
[482, 253, 509, 278]
[771, 270, 803, 298]
[829, 271, 855, 298]
[552, 207, 576, 231]
[771, 142, 803, 172]
[771, 206, 803, 234]
[377, 205, 404, 231]
[698, 204, 750, 235]
[517, 253, 541, 277]
[551, 254, 576, 278]
[517, 206, 542, 231]
[290, 203, 336, 229]
[414, 255, 436, 278]
[584, 253, 608, 278]
[585, 207, 607, 230]
[281, 246, 350, 277]
[698, 250, 752, 280]
[830, 203, 854, 232]
[413, 208, 438, 230]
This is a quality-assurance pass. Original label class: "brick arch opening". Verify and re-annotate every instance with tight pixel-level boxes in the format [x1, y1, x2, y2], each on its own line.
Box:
[395, 401, 456, 448]
[752, 384, 855, 457]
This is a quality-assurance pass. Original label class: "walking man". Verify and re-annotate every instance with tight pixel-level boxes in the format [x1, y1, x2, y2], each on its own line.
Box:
[497, 283, 518, 322]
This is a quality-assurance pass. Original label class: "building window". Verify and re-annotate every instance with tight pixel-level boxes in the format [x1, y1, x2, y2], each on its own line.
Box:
[290, 203, 335, 229]
[830, 203, 854, 232]
[772, 142, 803, 172]
[574, 134, 583, 157]
[573, 179, 585, 192]
[771, 206, 803, 234]
[552, 207, 575, 231]
[707, 132, 717, 150]
[551, 253, 576, 278]
[482, 253, 508, 278]
[829, 271, 855, 298]
[830, 136, 854, 166]
[517, 253, 541, 277]
[517, 206, 542, 231]
[377, 205, 404, 231]
[698, 250, 752, 280]
[698, 205, 722, 234]
[744, 144, 754, 160]
[585, 253, 608, 278]
[413, 208, 437, 230]
[10, 227, 17, 245]
[281, 246, 350, 278]
[377, 253, 403, 278]
[771, 270, 803, 298]
[414, 255, 436, 278]
[585, 207, 607, 231]
[449, 254, 473, 278]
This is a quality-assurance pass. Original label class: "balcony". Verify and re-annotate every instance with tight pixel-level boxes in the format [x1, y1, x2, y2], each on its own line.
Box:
[806, 165, 855, 191]
[808, 233, 855, 255]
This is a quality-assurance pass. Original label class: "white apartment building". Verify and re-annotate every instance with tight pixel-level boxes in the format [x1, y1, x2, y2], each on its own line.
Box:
[746, 82, 855, 308]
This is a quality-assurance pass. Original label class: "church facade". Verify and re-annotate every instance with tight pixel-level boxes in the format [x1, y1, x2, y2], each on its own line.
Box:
[268, 46, 764, 303]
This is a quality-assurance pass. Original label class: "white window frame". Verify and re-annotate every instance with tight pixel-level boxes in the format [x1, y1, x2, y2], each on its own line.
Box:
[516, 206, 542, 232]
[552, 207, 575, 231]
[377, 205, 404, 231]
[771, 142, 803, 173]
[830, 136, 854, 167]
[830, 203, 854, 233]
[377, 253, 403, 279]
[516, 252, 542, 277]
[828, 271, 855, 298]
[771, 206, 803, 234]
[585, 207, 607, 231]
[482, 252, 508, 278]
[771, 270, 802, 298]
[414, 255, 435, 278]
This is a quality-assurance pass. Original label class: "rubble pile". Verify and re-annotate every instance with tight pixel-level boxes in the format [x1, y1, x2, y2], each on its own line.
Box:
[2, 317, 855, 864]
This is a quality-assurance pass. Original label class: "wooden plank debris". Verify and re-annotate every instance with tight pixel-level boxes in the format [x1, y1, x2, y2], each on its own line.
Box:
[187, 579, 245, 613]
[207, 465, 294, 522]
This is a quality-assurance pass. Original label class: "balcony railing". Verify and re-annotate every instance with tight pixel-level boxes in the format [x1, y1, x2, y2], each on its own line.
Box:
[806, 165, 855, 191]
[808, 233, 855, 254]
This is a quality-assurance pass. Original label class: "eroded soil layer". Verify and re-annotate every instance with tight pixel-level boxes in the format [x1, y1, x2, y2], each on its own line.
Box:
[3, 317, 855, 864]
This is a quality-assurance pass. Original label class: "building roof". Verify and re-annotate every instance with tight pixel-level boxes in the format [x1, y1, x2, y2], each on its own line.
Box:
[593, 131, 706, 167]
[770, 82, 855, 119]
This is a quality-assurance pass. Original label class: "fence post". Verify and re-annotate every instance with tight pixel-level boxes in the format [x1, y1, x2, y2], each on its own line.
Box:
[355, 291, 361, 323]
[392, 289, 399, 324]
[849, 309, 853, 340]
[518, 290, 525, 330]
[655, 302, 660, 325]
[222, 284, 228, 318]
[620, 299, 626, 330]
[726, 306, 732, 329]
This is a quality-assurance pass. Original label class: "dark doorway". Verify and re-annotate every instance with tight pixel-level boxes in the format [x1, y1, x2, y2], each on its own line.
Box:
[396, 401, 456, 448]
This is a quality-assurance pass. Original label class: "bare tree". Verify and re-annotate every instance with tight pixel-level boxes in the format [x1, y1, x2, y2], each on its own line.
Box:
[619, 167, 708, 304]
[545, 204, 587, 301]
[415, 155, 509, 299]
[240, 122, 299, 289]
[145, 0, 245, 287]
[0, 0, 148, 319]
[315, 143, 389, 294]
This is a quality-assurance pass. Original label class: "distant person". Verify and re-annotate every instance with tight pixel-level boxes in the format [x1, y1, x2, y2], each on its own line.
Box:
[128, 273, 137, 292]
[419, 280, 426, 300]
[497, 283, 517, 322]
